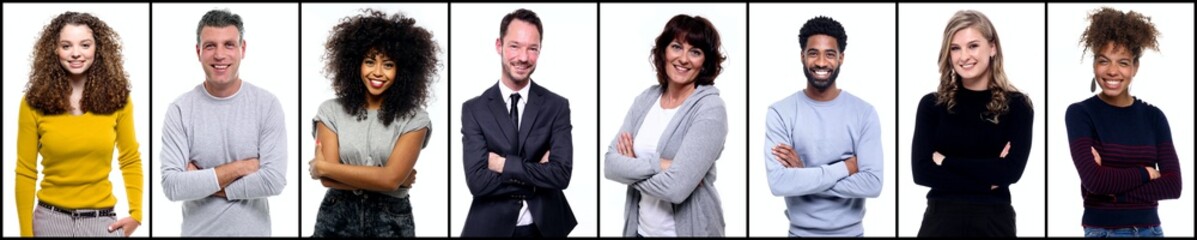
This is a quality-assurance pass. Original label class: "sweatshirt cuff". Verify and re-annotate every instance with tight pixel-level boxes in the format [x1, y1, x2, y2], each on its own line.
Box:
[205, 168, 223, 194]
[825, 160, 851, 181]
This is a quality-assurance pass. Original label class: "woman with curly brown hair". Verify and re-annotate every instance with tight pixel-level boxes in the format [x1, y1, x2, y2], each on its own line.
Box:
[1064, 7, 1181, 238]
[15, 11, 142, 237]
[909, 10, 1034, 237]
[306, 8, 439, 237]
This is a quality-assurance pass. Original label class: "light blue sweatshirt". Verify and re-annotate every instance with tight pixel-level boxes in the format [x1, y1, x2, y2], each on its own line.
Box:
[763, 90, 883, 237]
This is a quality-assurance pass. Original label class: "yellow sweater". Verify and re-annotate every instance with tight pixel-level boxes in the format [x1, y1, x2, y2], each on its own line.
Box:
[15, 97, 143, 236]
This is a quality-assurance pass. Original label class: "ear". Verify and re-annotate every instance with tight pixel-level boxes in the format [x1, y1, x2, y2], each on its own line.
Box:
[195, 44, 201, 58]
[495, 38, 502, 56]
[838, 51, 845, 64]
[989, 42, 997, 58]
[1130, 61, 1140, 78]
[240, 40, 247, 59]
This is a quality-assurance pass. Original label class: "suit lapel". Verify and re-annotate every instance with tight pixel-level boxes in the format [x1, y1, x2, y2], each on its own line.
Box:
[485, 84, 519, 152]
[518, 83, 543, 150]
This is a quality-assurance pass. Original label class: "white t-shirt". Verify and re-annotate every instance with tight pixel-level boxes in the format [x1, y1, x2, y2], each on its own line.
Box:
[635, 98, 678, 237]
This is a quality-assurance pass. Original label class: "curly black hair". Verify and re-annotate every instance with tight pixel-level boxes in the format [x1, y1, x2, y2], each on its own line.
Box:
[324, 9, 439, 126]
[798, 16, 847, 52]
[1080, 7, 1159, 63]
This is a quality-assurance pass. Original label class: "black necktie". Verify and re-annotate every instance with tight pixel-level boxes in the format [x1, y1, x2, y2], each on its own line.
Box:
[509, 93, 521, 129]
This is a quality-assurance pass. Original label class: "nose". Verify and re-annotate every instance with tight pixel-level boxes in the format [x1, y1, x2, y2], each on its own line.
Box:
[1104, 64, 1118, 77]
[369, 63, 384, 77]
[815, 54, 829, 68]
[515, 48, 529, 63]
[213, 46, 227, 61]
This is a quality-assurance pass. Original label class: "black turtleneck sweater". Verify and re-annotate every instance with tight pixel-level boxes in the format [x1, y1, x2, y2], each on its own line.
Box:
[910, 87, 1034, 204]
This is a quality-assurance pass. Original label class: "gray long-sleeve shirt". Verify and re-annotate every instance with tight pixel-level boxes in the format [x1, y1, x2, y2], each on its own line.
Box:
[159, 82, 288, 236]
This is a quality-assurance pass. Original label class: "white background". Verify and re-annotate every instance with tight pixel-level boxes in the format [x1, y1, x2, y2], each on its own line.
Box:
[598, 3, 747, 237]
[2, 3, 150, 237]
[1046, 3, 1195, 237]
[448, 3, 599, 237]
[897, 3, 1047, 237]
[298, 3, 449, 237]
[148, 3, 299, 237]
[746, 3, 897, 237]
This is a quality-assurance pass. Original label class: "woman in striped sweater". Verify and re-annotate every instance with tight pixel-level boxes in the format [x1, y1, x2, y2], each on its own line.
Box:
[1064, 7, 1182, 238]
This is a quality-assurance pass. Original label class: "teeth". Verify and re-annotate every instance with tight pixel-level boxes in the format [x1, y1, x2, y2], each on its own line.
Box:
[213, 65, 229, 69]
[370, 80, 384, 87]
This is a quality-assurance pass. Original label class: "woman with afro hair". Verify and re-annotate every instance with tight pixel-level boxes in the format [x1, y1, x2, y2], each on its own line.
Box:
[1064, 7, 1181, 238]
[15, 11, 142, 237]
[307, 8, 439, 237]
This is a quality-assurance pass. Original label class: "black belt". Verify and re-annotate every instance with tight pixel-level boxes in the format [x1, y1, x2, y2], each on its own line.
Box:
[38, 202, 115, 218]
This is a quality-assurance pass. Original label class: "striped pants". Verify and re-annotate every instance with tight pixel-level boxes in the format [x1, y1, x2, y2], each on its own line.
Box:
[33, 204, 124, 237]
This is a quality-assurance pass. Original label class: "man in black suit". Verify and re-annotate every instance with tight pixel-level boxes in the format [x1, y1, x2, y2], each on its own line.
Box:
[460, 8, 576, 237]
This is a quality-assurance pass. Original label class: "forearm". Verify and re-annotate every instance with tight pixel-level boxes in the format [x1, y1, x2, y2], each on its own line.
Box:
[320, 178, 359, 191]
[160, 168, 222, 201]
[765, 160, 846, 197]
[16, 170, 36, 237]
[322, 163, 407, 192]
[214, 160, 253, 188]
[118, 159, 144, 222]
[818, 167, 883, 198]
[603, 146, 660, 184]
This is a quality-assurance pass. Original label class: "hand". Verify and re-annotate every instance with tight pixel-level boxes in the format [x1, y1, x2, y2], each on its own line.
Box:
[1090, 147, 1102, 166]
[659, 158, 673, 171]
[107, 217, 139, 237]
[1145, 166, 1160, 180]
[1000, 142, 1012, 158]
[617, 132, 637, 158]
[991, 185, 999, 190]
[540, 151, 550, 164]
[213, 189, 226, 198]
[772, 144, 803, 168]
[400, 169, 417, 188]
[309, 142, 325, 179]
[844, 155, 859, 175]
[932, 152, 945, 166]
[187, 161, 199, 171]
[487, 152, 505, 173]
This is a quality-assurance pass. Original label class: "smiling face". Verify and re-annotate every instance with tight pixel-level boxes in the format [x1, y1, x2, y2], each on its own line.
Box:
[948, 27, 996, 83]
[360, 50, 397, 97]
[196, 26, 244, 87]
[57, 24, 96, 77]
[1093, 42, 1138, 99]
[664, 40, 705, 86]
[801, 34, 843, 91]
[496, 19, 540, 85]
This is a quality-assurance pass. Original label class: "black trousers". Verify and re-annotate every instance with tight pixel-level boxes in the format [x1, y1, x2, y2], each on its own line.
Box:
[918, 200, 1016, 237]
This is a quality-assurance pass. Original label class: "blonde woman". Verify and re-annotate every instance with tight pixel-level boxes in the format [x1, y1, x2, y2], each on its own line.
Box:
[909, 10, 1034, 237]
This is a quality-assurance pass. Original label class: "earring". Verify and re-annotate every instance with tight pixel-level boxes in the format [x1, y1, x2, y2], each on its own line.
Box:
[1090, 77, 1097, 92]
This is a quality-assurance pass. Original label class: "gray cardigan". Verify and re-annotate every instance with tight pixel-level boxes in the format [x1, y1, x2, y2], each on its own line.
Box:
[604, 85, 728, 237]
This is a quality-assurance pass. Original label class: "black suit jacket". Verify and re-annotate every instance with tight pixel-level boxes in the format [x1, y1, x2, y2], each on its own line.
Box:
[460, 82, 576, 237]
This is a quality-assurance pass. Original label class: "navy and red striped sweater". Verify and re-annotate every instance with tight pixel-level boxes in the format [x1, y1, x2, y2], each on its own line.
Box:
[1065, 96, 1182, 228]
